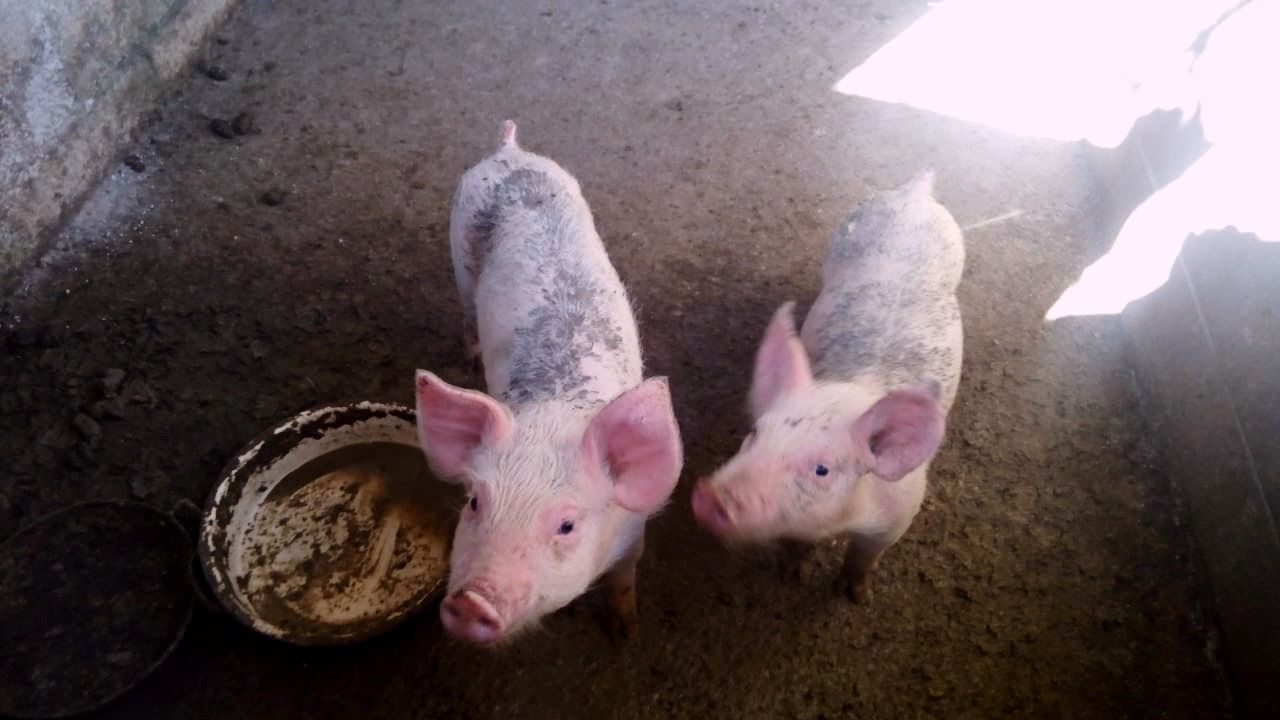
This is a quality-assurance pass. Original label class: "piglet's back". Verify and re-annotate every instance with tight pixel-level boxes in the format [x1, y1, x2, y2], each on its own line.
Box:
[801, 172, 965, 408]
[452, 123, 642, 412]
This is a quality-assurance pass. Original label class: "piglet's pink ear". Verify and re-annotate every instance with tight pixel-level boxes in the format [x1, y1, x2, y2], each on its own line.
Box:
[750, 302, 813, 416]
[850, 388, 945, 482]
[415, 370, 512, 480]
[582, 378, 684, 514]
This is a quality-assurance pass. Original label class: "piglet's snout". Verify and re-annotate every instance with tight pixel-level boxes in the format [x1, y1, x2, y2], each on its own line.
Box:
[440, 586, 504, 644]
[691, 478, 737, 534]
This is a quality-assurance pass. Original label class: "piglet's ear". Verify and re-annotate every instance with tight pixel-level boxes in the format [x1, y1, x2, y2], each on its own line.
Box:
[850, 388, 945, 482]
[415, 370, 512, 480]
[582, 378, 684, 514]
[750, 302, 813, 416]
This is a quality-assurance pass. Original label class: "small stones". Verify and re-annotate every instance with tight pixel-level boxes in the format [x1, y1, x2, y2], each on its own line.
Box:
[72, 413, 101, 439]
[210, 110, 258, 140]
[123, 155, 146, 172]
[81, 369, 133, 421]
[210, 118, 236, 139]
[258, 188, 286, 207]
[203, 65, 230, 81]
[101, 368, 126, 397]
[231, 111, 259, 136]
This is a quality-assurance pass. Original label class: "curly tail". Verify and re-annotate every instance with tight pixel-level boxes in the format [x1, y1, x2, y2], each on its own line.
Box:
[499, 119, 519, 149]
[909, 168, 936, 196]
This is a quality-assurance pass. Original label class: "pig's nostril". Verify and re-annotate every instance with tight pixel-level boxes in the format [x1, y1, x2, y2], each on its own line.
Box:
[440, 587, 504, 643]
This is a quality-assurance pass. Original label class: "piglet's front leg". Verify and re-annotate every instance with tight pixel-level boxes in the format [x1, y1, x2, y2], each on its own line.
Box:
[836, 531, 893, 604]
[779, 539, 818, 585]
[461, 318, 483, 375]
[599, 534, 644, 642]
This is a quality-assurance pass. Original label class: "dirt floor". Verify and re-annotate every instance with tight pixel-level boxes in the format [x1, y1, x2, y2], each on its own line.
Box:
[0, 0, 1235, 717]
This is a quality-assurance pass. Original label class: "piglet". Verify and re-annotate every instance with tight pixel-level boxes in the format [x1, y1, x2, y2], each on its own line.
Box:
[691, 171, 963, 602]
[416, 121, 683, 644]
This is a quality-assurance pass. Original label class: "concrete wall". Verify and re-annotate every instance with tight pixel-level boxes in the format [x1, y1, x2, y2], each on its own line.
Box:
[0, 0, 236, 286]
[1106, 118, 1280, 718]
[1123, 233, 1280, 719]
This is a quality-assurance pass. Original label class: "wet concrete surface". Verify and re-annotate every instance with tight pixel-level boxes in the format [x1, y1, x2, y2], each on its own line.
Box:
[0, 0, 1233, 717]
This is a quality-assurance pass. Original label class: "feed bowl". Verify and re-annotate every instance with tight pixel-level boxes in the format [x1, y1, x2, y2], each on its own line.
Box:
[0, 501, 193, 719]
[199, 402, 460, 645]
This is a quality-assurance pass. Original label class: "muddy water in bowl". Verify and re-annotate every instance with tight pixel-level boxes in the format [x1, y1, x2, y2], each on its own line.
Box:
[240, 443, 449, 634]
[201, 403, 459, 645]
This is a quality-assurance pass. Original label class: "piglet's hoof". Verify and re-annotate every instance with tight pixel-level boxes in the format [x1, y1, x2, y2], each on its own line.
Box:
[594, 596, 638, 644]
[605, 607, 639, 644]
[780, 554, 817, 585]
[592, 579, 639, 644]
[836, 575, 873, 604]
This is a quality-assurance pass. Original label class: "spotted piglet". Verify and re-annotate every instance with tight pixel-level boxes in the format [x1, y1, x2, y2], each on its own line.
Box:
[415, 121, 683, 645]
[691, 171, 963, 602]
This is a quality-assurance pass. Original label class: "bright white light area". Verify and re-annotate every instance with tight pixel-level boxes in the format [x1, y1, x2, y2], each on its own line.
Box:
[1046, 0, 1279, 319]
[834, 0, 1232, 146]
[834, 0, 1279, 319]
[1044, 144, 1279, 319]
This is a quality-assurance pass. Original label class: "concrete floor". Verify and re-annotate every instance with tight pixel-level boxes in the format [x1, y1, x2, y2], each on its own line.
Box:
[0, 0, 1233, 717]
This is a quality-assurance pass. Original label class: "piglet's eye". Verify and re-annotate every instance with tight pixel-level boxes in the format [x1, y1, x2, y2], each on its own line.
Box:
[557, 520, 575, 535]
[814, 464, 830, 477]
[469, 496, 478, 512]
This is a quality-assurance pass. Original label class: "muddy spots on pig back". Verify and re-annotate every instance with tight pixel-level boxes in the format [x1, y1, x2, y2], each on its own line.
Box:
[504, 267, 624, 406]
[464, 205, 499, 280]
[502, 168, 558, 211]
[810, 283, 957, 392]
[462, 168, 558, 280]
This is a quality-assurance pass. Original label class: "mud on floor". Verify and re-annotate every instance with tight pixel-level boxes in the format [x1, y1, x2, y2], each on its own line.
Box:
[0, 0, 1232, 717]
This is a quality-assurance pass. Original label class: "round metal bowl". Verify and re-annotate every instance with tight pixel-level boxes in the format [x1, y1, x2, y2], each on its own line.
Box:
[0, 501, 194, 719]
[198, 402, 458, 645]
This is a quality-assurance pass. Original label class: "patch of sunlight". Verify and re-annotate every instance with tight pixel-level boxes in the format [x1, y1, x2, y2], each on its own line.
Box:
[1046, 0, 1279, 319]
[833, 0, 1277, 319]
[1045, 143, 1278, 319]
[833, 0, 1232, 147]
